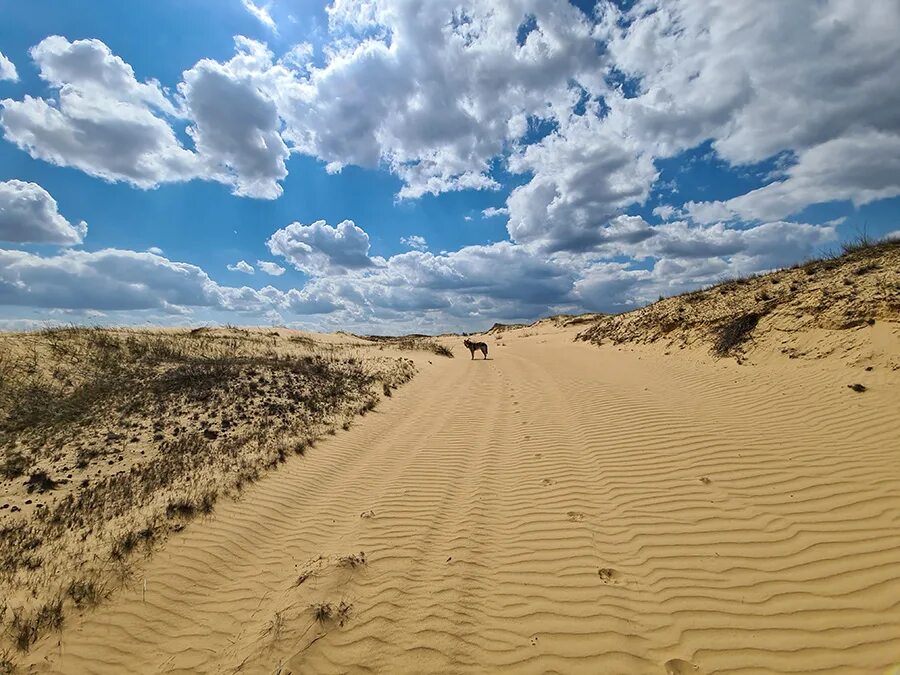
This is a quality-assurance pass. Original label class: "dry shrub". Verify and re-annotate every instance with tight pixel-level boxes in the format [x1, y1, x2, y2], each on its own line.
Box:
[713, 312, 763, 356]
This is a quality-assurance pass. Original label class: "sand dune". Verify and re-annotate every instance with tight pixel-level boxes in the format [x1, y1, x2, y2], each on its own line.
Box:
[20, 318, 900, 674]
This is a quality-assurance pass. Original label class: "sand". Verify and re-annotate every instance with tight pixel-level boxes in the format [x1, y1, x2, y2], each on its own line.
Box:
[19, 319, 900, 674]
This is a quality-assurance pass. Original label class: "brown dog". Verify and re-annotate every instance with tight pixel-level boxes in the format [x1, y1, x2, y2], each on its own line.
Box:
[463, 338, 488, 359]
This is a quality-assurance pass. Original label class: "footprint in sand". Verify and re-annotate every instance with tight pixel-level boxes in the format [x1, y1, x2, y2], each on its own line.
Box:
[664, 658, 700, 674]
[597, 567, 620, 583]
[699, 476, 712, 485]
[360, 510, 375, 519]
[567, 511, 585, 522]
[534, 452, 542, 459]
[541, 478, 555, 486]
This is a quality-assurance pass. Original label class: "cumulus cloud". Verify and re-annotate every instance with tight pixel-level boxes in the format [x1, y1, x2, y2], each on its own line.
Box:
[0, 247, 337, 316]
[179, 38, 290, 199]
[400, 235, 428, 251]
[1, 248, 236, 311]
[4, 1, 897, 248]
[30, 36, 177, 114]
[0, 179, 87, 245]
[0, 212, 839, 332]
[257, 260, 285, 276]
[1, 37, 200, 189]
[275, 1, 601, 200]
[0, 36, 288, 198]
[599, 0, 900, 221]
[0, 51, 18, 82]
[267, 219, 377, 275]
[572, 220, 836, 312]
[506, 114, 658, 252]
[227, 259, 255, 274]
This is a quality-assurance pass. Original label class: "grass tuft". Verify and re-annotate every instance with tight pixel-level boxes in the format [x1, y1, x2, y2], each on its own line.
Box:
[713, 312, 763, 356]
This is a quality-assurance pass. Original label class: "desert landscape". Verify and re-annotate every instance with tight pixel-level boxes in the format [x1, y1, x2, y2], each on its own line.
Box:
[1, 241, 898, 674]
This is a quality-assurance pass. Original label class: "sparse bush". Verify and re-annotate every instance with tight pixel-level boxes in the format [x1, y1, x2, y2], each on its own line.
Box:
[432, 344, 454, 358]
[0, 648, 15, 674]
[0, 452, 28, 480]
[713, 313, 763, 356]
[338, 551, 367, 568]
[67, 579, 108, 609]
[11, 598, 63, 651]
[311, 600, 352, 627]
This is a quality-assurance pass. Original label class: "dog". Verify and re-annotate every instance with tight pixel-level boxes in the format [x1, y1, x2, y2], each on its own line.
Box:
[463, 338, 488, 360]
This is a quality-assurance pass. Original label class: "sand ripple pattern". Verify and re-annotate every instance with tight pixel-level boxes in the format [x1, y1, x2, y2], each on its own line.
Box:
[26, 336, 900, 674]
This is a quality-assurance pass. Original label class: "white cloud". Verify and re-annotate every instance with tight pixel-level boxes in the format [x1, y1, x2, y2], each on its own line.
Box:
[147, 246, 164, 255]
[0, 51, 18, 82]
[481, 207, 509, 218]
[0, 36, 288, 199]
[0, 248, 248, 311]
[680, 200, 737, 225]
[400, 235, 428, 251]
[0, 213, 840, 333]
[179, 38, 290, 199]
[267, 219, 378, 276]
[227, 259, 255, 274]
[241, 0, 276, 30]
[0, 179, 87, 245]
[599, 0, 900, 221]
[507, 115, 658, 251]
[3, 1, 896, 250]
[29, 36, 177, 115]
[0, 247, 338, 317]
[1, 37, 200, 190]
[274, 1, 602, 200]
[257, 260, 285, 275]
[572, 219, 836, 311]
[687, 130, 900, 222]
[652, 205, 678, 221]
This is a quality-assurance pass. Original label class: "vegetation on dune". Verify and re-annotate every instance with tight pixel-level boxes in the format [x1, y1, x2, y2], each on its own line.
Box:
[0, 327, 416, 656]
[354, 334, 455, 358]
[577, 238, 900, 358]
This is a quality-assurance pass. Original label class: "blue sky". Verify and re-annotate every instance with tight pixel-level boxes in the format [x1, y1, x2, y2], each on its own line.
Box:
[1, 0, 898, 332]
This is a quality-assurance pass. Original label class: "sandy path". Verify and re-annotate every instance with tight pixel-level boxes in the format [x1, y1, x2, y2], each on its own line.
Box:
[27, 332, 900, 674]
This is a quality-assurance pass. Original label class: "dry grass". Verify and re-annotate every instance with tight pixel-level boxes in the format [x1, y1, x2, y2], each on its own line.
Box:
[0, 327, 416, 656]
[713, 312, 764, 356]
[337, 551, 367, 569]
[354, 334, 455, 358]
[578, 238, 900, 357]
[310, 600, 352, 627]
